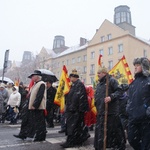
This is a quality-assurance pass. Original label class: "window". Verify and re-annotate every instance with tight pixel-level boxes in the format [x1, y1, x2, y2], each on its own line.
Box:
[77, 56, 81, 62]
[90, 64, 95, 74]
[83, 66, 87, 73]
[121, 12, 126, 22]
[99, 49, 103, 55]
[115, 12, 120, 24]
[118, 44, 123, 53]
[83, 55, 87, 62]
[66, 59, 69, 65]
[143, 49, 147, 57]
[101, 36, 105, 42]
[62, 61, 65, 65]
[108, 47, 113, 55]
[91, 51, 95, 59]
[108, 60, 113, 70]
[72, 58, 75, 64]
[107, 34, 112, 40]
[90, 77, 95, 85]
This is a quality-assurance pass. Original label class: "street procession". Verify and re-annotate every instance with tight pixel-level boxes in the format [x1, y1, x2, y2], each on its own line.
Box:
[1, 2, 150, 150]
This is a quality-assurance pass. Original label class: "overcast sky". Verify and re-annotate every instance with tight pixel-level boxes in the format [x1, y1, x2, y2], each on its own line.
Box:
[0, 0, 150, 69]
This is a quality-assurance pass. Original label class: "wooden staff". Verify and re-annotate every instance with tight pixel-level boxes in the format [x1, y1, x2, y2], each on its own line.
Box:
[103, 73, 109, 150]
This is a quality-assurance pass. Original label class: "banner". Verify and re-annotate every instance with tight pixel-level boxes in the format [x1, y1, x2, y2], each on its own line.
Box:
[93, 54, 103, 89]
[54, 65, 70, 113]
[109, 55, 133, 84]
[14, 78, 20, 87]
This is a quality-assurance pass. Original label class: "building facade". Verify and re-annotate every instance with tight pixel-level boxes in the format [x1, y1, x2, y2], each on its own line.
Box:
[31, 5, 150, 86]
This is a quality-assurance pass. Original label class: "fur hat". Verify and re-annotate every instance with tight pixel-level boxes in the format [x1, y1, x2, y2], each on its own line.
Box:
[133, 57, 150, 76]
[97, 66, 108, 73]
[69, 69, 79, 78]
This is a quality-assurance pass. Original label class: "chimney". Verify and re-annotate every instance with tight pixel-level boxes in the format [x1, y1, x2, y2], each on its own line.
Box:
[80, 37, 87, 46]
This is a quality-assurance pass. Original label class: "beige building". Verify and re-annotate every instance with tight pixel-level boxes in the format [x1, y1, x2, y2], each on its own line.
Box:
[37, 5, 150, 86]
[86, 19, 150, 85]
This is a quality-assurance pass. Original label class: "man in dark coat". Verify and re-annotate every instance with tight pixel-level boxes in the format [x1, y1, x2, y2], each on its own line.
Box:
[94, 66, 126, 150]
[126, 57, 150, 150]
[13, 70, 47, 142]
[45, 80, 56, 128]
[60, 69, 90, 148]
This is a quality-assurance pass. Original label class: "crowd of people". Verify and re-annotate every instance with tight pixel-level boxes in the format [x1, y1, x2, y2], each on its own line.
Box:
[0, 56, 150, 149]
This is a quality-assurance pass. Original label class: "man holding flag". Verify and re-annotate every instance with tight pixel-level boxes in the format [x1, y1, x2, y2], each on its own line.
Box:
[94, 66, 126, 150]
[54, 65, 70, 133]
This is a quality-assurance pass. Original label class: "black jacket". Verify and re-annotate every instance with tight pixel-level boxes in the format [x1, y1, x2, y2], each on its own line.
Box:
[94, 75, 123, 115]
[46, 86, 56, 110]
[65, 79, 89, 113]
[127, 73, 150, 121]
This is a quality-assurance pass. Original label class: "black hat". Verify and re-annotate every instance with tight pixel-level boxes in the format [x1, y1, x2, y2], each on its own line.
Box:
[28, 70, 42, 78]
[69, 69, 79, 78]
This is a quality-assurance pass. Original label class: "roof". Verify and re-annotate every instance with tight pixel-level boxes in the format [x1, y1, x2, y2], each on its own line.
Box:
[54, 42, 88, 58]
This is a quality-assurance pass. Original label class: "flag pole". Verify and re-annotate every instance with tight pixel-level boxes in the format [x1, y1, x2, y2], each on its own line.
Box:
[103, 73, 109, 150]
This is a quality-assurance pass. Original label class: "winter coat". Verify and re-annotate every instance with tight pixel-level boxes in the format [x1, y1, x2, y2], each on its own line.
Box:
[7, 90, 21, 107]
[127, 73, 150, 121]
[94, 75, 123, 115]
[94, 75, 126, 149]
[65, 79, 89, 113]
[46, 86, 56, 110]
[119, 92, 129, 118]
[28, 81, 46, 110]
[65, 79, 89, 135]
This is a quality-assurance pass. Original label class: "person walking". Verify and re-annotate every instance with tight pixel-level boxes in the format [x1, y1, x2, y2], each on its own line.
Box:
[94, 66, 126, 150]
[126, 57, 150, 150]
[60, 69, 90, 148]
[45, 80, 56, 128]
[14, 70, 47, 142]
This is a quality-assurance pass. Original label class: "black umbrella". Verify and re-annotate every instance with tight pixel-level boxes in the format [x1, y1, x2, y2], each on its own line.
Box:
[35, 69, 58, 82]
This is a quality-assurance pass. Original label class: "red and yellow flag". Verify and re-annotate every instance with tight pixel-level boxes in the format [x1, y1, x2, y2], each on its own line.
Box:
[92, 55, 103, 116]
[54, 65, 71, 113]
[93, 54, 103, 89]
[109, 55, 133, 84]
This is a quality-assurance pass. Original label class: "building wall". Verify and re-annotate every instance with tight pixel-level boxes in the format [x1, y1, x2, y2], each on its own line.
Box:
[86, 20, 150, 85]
[52, 48, 87, 83]
[37, 20, 150, 86]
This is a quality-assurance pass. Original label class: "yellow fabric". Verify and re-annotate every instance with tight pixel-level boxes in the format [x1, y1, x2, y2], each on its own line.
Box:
[54, 65, 71, 113]
[109, 55, 133, 84]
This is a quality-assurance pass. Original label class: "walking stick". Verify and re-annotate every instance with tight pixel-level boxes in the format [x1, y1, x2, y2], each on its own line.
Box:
[103, 73, 109, 150]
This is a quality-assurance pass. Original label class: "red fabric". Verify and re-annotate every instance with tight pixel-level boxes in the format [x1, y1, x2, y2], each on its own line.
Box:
[44, 109, 48, 116]
[28, 79, 34, 91]
[84, 87, 96, 127]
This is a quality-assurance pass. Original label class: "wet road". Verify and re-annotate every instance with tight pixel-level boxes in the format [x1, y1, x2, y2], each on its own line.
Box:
[0, 121, 133, 150]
